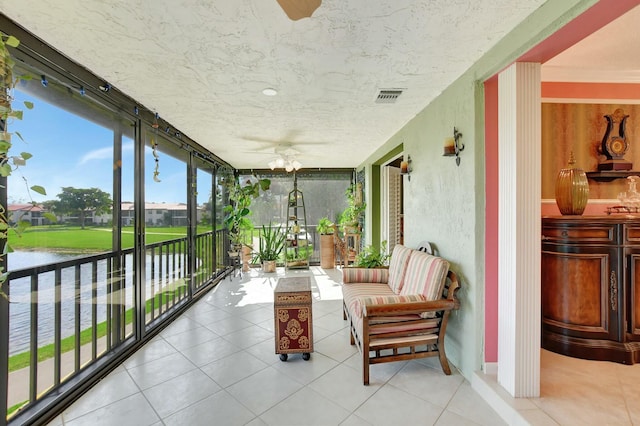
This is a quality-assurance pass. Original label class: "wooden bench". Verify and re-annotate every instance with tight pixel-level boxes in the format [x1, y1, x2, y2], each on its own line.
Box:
[341, 244, 460, 385]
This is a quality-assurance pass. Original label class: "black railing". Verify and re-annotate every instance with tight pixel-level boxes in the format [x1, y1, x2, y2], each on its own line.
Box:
[3, 228, 228, 424]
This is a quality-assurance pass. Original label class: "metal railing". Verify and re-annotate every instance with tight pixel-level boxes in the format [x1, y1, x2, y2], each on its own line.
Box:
[3, 229, 228, 425]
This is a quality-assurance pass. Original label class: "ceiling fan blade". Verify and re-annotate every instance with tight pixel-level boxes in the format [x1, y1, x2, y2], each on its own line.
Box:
[276, 0, 322, 21]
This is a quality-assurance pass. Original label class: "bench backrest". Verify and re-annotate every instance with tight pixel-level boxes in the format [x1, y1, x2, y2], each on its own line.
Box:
[399, 250, 450, 302]
[388, 244, 413, 293]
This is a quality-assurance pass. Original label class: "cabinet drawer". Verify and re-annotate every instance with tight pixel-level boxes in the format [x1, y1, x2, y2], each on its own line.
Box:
[625, 225, 640, 243]
[542, 225, 616, 244]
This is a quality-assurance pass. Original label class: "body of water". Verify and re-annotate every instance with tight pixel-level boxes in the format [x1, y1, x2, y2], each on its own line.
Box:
[7, 250, 187, 356]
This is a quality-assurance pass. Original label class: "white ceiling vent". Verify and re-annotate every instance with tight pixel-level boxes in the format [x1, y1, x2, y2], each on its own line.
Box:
[375, 89, 403, 104]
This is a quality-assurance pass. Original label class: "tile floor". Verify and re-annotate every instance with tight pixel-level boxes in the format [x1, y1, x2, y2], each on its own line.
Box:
[44, 266, 640, 425]
[44, 266, 505, 426]
[476, 347, 640, 425]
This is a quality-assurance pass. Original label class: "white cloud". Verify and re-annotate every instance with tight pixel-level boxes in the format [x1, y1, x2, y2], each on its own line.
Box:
[79, 141, 134, 164]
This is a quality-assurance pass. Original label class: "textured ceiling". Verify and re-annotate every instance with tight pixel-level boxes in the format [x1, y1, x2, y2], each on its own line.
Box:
[1, 0, 561, 169]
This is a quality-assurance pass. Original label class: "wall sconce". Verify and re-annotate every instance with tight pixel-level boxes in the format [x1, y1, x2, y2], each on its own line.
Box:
[400, 155, 412, 181]
[443, 127, 464, 166]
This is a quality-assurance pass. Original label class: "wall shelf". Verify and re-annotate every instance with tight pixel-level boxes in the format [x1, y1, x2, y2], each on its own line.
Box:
[586, 171, 640, 182]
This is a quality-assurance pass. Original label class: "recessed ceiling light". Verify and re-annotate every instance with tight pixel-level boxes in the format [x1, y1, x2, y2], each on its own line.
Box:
[262, 88, 278, 96]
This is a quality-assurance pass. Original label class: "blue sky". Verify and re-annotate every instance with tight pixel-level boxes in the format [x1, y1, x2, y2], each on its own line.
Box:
[7, 89, 210, 205]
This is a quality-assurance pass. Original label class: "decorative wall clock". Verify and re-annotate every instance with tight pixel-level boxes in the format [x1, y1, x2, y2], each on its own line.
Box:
[598, 108, 632, 171]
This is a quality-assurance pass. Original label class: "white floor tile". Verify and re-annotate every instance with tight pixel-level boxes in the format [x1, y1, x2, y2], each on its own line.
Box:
[200, 350, 270, 387]
[226, 366, 304, 415]
[126, 351, 196, 390]
[179, 336, 243, 366]
[354, 385, 444, 426]
[143, 368, 221, 418]
[260, 386, 350, 425]
[163, 390, 256, 426]
[63, 393, 159, 426]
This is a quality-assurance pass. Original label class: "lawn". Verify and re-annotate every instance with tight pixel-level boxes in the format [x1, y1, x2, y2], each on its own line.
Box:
[7, 225, 191, 251]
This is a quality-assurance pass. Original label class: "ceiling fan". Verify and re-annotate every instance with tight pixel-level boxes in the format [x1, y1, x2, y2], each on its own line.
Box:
[259, 145, 304, 171]
[276, 0, 322, 21]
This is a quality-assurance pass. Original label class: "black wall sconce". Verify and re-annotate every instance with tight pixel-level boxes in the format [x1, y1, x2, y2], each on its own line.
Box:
[400, 155, 412, 181]
[443, 127, 464, 166]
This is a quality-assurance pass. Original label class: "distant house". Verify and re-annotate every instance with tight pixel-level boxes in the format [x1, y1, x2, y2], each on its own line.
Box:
[9, 202, 205, 227]
[110, 202, 204, 227]
[119, 202, 190, 227]
[8, 204, 50, 226]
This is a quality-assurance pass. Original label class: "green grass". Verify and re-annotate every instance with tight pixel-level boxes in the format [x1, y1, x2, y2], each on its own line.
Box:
[8, 225, 190, 251]
[8, 283, 187, 372]
[8, 400, 27, 417]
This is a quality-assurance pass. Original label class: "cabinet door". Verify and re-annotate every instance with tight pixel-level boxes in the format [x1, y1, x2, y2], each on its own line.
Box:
[542, 244, 620, 341]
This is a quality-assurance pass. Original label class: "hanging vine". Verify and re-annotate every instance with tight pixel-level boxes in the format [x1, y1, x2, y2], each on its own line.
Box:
[0, 34, 49, 297]
[151, 112, 161, 182]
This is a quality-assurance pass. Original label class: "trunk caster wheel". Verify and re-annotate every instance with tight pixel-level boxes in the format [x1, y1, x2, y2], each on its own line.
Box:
[279, 354, 288, 361]
[302, 353, 311, 361]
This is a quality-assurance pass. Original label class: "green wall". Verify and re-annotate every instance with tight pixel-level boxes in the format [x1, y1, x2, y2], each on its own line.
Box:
[357, 0, 599, 380]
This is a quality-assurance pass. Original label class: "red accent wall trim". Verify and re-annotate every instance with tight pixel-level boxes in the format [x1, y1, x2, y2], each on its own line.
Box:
[519, 0, 640, 64]
[542, 82, 640, 99]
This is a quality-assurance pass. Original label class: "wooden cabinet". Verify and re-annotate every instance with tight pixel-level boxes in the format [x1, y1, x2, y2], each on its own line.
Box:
[542, 216, 640, 364]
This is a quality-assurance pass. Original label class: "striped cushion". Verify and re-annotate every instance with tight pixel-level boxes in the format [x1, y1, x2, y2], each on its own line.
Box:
[342, 267, 388, 284]
[387, 244, 413, 294]
[342, 282, 395, 320]
[358, 294, 426, 317]
[400, 251, 449, 302]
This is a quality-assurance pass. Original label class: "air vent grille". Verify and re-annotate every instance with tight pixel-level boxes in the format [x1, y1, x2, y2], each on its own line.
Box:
[375, 89, 403, 104]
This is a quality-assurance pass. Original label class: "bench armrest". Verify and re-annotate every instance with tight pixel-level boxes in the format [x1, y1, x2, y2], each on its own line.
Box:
[363, 299, 458, 317]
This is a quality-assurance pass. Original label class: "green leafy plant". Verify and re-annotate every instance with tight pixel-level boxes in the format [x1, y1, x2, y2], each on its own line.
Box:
[317, 217, 334, 235]
[223, 176, 270, 246]
[255, 222, 286, 262]
[354, 240, 390, 268]
[0, 34, 49, 296]
[339, 183, 365, 231]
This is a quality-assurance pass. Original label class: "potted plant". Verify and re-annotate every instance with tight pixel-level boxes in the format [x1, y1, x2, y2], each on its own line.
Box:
[255, 222, 286, 273]
[339, 183, 365, 234]
[353, 240, 390, 268]
[317, 217, 335, 269]
[223, 176, 270, 251]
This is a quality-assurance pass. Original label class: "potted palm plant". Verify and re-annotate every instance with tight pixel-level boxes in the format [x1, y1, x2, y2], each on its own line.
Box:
[255, 222, 286, 273]
[317, 217, 335, 269]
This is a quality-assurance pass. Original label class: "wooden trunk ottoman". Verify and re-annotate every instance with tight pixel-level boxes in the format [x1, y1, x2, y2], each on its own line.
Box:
[274, 277, 313, 361]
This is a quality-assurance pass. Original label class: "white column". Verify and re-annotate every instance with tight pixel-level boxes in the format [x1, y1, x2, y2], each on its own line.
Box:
[497, 62, 541, 398]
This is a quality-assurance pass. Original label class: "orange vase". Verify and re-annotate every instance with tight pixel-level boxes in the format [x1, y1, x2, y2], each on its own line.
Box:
[555, 152, 590, 215]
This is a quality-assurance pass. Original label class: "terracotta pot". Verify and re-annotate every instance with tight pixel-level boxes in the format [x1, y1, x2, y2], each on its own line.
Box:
[555, 152, 589, 215]
[262, 260, 276, 273]
[242, 244, 252, 272]
[319, 234, 335, 269]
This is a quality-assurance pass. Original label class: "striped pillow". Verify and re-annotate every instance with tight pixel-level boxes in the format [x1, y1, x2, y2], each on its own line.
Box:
[387, 244, 413, 294]
[400, 251, 449, 302]
[342, 267, 389, 284]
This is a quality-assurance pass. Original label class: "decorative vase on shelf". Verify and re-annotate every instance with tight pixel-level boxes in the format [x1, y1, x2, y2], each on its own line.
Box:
[555, 152, 590, 215]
